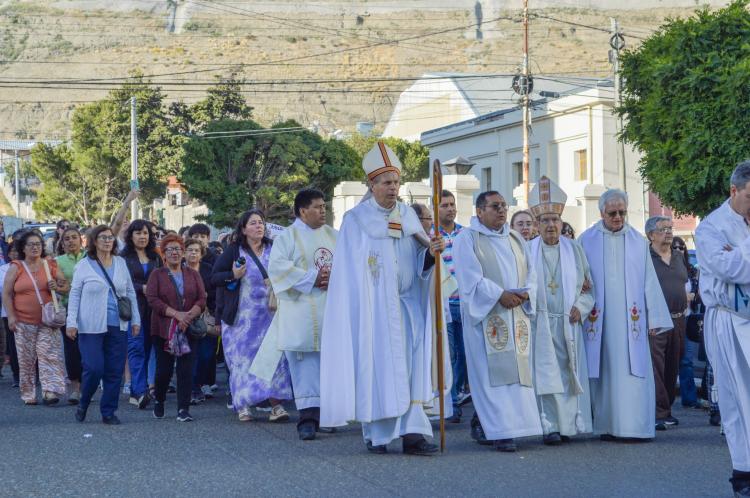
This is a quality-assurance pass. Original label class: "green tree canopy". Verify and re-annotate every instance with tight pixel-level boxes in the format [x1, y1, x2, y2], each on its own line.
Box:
[180, 120, 360, 227]
[618, 0, 750, 217]
[345, 135, 429, 182]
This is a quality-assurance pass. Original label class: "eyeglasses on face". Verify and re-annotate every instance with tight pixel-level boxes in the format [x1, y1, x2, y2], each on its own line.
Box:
[655, 227, 673, 234]
[25, 242, 42, 248]
[485, 203, 508, 211]
[97, 235, 116, 242]
[606, 210, 627, 218]
[673, 245, 686, 251]
[164, 247, 183, 254]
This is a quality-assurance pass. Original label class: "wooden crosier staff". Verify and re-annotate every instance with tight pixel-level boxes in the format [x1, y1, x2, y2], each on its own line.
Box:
[432, 159, 446, 452]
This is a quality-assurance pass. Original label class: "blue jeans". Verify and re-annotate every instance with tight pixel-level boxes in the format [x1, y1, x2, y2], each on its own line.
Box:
[679, 338, 698, 406]
[447, 302, 467, 409]
[126, 321, 151, 397]
[193, 335, 218, 389]
[79, 326, 127, 418]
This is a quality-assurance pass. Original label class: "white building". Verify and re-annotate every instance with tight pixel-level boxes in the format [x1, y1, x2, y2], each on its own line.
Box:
[382, 73, 596, 142]
[420, 85, 649, 233]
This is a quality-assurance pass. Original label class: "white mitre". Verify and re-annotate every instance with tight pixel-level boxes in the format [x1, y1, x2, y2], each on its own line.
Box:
[363, 141, 403, 181]
[529, 175, 567, 218]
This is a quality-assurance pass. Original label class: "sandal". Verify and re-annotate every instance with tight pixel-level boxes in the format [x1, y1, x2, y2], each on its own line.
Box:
[42, 392, 60, 406]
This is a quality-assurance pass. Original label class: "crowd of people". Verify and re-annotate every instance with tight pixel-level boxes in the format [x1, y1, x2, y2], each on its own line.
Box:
[0, 142, 748, 496]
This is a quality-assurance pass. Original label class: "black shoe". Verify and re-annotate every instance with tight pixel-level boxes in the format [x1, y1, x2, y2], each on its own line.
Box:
[543, 432, 562, 446]
[12, 380, 19, 388]
[470, 421, 492, 446]
[298, 424, 316, 441]
[167, 384, 176, 394]
[75, 406, 87, 423]
[560, 435, 571, 442]
[176, 409, 193, 422]
[664, 416, 679, 426]
[42, 396, 60, 406]
[366, 441, 387, 454]
[403, 438, 439, 456]
[600, 434, 618, 442]
[153, 402, 165, 419]
[102, 415, 121, 425]
[493, 438, 517, 452]
[655, 421, 667, 431]
[446, 413, 461, 424]
[226, 394, 233, 410]
[735, 485, 750, 497]
[710, 412, 721, 427]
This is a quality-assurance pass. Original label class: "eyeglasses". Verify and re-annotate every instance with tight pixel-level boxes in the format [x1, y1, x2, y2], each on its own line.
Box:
[561, 229, 574, 235]
[419, 217, 433, 222]
[605, 210, 627, 218]
[25, 242, 42, 248]
[673, 245, 686, 251]
[164, 247, 183, 254]
[485, 203, 508, 211]
[97, 235, 116, 242]
[538, 218, 560, 225]
[655, 227, 673, 234]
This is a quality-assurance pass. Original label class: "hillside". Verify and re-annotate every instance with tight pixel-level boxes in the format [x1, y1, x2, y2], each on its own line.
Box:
[0, 0, 720, 140]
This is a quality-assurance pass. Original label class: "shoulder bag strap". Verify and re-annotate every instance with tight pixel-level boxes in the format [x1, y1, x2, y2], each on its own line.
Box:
[20, 261, 45, 306]
[246, 246, 269, 280]
[166, 270, 185, 311]
[94, 258, 121, 300]
[41, 259, 60, 310]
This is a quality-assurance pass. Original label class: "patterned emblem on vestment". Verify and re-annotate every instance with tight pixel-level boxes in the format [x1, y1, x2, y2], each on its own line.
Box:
[515, 320, 529, 353]
[367, 251, 382, 283]
[314, 247, 333, 270]
[485, 314, 509, 351]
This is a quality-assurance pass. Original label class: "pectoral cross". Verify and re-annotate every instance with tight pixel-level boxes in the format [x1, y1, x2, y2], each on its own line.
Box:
[548, 280, 558, 295]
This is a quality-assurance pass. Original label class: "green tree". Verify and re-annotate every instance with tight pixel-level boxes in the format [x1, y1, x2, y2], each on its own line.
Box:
[171, 77, 254, 134]
[345, 135, 429, 182]
[618, 0, 750, 217]
[180, 119, 360, 227]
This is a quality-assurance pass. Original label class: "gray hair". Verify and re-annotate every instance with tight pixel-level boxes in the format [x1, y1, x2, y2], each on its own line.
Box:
[645, 215, 670, 234]
[731, 160, 750, 190]
[598, 188, 629, 213]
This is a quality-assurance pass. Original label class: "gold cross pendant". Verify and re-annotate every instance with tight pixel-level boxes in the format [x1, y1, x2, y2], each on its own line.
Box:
[548, 280, 558, 295]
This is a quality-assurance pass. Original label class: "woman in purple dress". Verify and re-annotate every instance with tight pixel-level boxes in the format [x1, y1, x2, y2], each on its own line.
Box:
[217, 209, 292, 422]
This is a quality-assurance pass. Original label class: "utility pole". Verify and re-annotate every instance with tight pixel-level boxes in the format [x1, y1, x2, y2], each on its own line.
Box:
[130, 96, 139, 220]
[521, 0, 531, 205]
[14, 149, 20, 219]
[610, 17, 626, 192]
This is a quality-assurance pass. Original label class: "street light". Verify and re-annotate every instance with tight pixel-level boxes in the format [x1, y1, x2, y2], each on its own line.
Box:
[441, 156, 476, 175]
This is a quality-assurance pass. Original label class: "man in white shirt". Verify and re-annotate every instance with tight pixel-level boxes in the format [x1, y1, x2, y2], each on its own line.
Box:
[695, 161, 750, 497]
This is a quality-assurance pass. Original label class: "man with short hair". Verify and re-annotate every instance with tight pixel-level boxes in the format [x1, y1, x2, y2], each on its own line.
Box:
[437, 189, 469, 423]
[320, 142, 446, 456]
[254, 188, 337, 440]
[645, 215, 688, 431]
[579, 189, 673, 441]
[528, 177, 595, 445]
[453, 190, 542, 452]
[695, 161, 750, 497]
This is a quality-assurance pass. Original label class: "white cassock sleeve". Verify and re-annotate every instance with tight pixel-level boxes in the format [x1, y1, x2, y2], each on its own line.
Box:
[696, 219, 750, 285]
[452, 232, 503, 325]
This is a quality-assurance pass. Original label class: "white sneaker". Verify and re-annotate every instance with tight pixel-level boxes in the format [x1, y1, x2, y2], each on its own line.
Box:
[238, 407, 253, 422]
[269, 405, 289, 423]
[201, 385, 214, 398]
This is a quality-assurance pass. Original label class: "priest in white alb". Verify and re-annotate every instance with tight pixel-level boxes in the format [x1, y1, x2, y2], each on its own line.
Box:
[579, 189, 672, 441]
[251, 188, 337, 441]
[527, 177, 595, 445]
[452, 190, 542, 452]
[319, 142, 446, 456]
[695, 161, 750, 497]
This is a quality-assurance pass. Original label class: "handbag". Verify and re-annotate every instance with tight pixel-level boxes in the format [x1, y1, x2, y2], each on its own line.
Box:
[685, 276, 704, 343]
[246, 246, 277, 312]
[93, 258, 132, 321]
[166, 270, 207, 340]
[22, 259, 66, 328]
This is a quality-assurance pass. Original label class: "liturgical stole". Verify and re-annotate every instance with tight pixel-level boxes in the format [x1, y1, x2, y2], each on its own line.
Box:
[473, 230, 532, 387]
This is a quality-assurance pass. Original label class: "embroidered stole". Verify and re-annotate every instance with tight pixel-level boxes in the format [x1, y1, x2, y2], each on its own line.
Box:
[473, 230, 532, 387]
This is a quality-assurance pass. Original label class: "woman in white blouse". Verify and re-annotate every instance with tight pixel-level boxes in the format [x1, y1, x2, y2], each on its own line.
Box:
[66, 225, 140, 425]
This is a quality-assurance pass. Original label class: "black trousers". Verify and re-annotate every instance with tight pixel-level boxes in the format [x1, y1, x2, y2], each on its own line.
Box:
[61, 327, 82, 382]
[153, 335, 196, 412]
[3, 318, 19, 382]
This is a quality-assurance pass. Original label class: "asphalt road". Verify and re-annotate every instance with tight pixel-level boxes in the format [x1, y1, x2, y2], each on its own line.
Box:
[0, 372, 733, 498]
